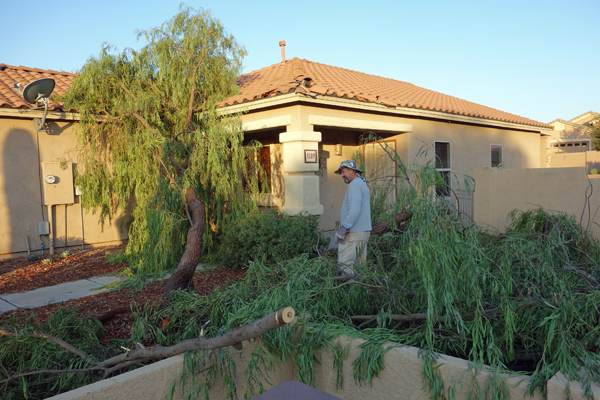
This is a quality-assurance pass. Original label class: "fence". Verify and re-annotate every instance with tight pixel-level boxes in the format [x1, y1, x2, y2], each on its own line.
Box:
[473, 167, 600, 240]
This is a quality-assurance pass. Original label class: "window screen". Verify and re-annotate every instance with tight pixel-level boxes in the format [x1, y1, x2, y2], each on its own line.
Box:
[434, 142, 450, 197]
[491, 145, 502, 168]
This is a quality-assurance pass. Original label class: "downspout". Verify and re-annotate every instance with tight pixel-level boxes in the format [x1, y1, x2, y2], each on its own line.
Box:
[64, 204, 67, 251]
[76, 186, 84, 250]
[48, 204, 54, 255]
[24, 236, 31, 257]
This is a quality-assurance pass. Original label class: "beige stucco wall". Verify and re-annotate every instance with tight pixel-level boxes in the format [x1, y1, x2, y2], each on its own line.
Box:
[49, 335, 598, 400]
[0, 117, 128, 258]
[473, 167, 600, 240]
[241, 103, 545, 232]
[550, 151, 600, 173]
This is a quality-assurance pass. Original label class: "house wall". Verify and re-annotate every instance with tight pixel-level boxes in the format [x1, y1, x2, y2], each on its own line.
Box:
[241, 104, 545, 232]
[473, 167, 600, 240]
[0, 117, 128, 258]
[549, 123, 592, 142]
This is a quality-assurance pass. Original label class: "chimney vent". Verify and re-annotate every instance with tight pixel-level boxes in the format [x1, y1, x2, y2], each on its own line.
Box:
[279, 40, 286, 63]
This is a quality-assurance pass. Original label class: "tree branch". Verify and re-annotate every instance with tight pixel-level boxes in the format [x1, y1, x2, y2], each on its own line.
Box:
[350, 302, 535, 324]
[97, 307, 295, 369]
[0, 327, 88, 360]
[0, 367, 105, 386]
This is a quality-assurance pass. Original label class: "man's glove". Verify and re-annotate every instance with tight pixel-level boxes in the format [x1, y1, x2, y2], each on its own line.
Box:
[335, 226, 348, 244]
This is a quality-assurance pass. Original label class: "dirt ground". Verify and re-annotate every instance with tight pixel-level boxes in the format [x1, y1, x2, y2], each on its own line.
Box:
[0, 246, 245, 343]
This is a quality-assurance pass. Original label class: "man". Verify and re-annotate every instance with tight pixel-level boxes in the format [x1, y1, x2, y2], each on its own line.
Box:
[334, 160, 372, 276]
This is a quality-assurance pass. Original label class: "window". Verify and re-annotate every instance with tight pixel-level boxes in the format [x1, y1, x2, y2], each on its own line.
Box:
[257, 146, 271, 193]
[243, 145, 271, 193]
[491, 144, 503, 168]
[434, 142, 450, 197]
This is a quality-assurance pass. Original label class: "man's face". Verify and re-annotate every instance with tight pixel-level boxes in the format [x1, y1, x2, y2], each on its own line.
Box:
[340, 168, 357, 184]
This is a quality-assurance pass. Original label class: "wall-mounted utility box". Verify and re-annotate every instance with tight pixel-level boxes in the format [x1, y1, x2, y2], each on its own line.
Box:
[41, 162, 75, 205]
[38, 221, 50, 235]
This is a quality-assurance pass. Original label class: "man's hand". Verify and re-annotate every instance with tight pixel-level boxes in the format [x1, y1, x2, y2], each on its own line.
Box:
[335, 226, 348, 243]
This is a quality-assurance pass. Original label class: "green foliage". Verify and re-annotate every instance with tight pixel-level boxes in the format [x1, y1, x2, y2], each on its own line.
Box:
[41, 258, 52, 265]
[104, 248, 127, 264]
[27, 253, 38, 262]
[0, 308, 110, 399]
[5, 140, 600, 400]
[591, 116, 600, 151]
[60, 250, 73, 259]
[218, 210, 326, 269]
[590, 168, 599, 175]
[58, 5, 262, 279]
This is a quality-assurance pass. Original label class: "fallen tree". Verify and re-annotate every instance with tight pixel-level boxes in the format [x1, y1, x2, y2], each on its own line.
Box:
[0, 307, 295, 386]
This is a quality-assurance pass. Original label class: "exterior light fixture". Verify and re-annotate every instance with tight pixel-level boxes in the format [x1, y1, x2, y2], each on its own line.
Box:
[335, 143, 343, 156]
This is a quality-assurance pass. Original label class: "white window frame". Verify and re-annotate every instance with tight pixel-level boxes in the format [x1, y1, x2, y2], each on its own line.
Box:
[434, 141, 451, 197]
[491, 144, 503, 169]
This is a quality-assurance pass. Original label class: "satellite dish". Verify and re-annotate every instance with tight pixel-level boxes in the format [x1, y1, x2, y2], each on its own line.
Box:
[22, 78, 55, 105]
[18, 78, 55, 132]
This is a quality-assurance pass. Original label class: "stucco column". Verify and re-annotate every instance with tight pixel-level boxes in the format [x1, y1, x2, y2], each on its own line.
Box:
[279, 131, 324, 215]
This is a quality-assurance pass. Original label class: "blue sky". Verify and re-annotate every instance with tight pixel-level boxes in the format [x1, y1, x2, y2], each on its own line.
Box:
[2, 0, 598, 124]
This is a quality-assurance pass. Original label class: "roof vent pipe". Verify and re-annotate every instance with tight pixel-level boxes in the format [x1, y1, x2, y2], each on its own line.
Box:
[279, 40, 286, 63]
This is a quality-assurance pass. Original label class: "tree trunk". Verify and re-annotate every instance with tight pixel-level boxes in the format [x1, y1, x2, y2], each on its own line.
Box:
[371, 211, 411, 236]
[163, 186, 206, 304]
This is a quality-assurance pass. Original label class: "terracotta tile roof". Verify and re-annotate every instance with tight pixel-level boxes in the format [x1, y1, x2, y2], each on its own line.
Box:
[0, 63, 75, 111]
[0, 60, 550, 130]
[225, 58, 550, 129]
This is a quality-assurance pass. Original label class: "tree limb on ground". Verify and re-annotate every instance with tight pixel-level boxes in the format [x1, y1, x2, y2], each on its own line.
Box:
[98, 307, 295, 368]
[350, 301, 536, 324]
[371, 211, 411, 236]
[0, 327, 88, 359]
[0, 307, 295, 384]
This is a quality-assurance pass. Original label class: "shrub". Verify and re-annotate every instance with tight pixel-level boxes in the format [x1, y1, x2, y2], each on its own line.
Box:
[61, 250, 73, 259]
[218, 210, 325, 269]
[27, 253, 38, 261]
[590, 168, 599, 175]
[41, 258, 53, 265]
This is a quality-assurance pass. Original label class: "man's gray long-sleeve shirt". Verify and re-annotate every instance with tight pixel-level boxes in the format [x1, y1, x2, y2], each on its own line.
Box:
[340, 177, 372, 232]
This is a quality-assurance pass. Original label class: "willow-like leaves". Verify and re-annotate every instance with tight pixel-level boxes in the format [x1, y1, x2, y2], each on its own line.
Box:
[58, 6, 262, 280]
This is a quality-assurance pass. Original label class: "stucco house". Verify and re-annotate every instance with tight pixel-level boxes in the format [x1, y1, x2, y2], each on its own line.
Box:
[223, 52, 552, 230]
[0, 53, 555, 257]
[546, 111, 600, 171]
[0, 63, 127, 258]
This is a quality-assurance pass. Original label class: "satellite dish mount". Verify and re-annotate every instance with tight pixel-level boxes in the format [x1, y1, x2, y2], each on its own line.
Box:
[14, 78, 56, 132]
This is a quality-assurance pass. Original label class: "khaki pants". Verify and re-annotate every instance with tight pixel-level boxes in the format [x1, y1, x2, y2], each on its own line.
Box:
[338, 231, 370, 275]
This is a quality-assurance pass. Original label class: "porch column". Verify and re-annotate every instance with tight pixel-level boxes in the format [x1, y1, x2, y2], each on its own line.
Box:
[279, 131, 324, 215]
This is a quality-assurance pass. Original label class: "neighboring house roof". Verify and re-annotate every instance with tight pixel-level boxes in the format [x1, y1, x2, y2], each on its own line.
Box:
[549, 111, 599, 133]
[224, 57, 550, 129]
[0, 63, 75, 111]
[569, 111, 600, 127]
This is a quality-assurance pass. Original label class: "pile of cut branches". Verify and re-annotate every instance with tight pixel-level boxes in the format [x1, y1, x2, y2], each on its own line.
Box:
[2, 142, 600, 400]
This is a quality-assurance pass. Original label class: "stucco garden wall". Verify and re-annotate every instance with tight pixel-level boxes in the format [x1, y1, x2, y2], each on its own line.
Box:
[0, 117, 128, 258]
[48, 335, 598, 400]
[550, 151, 600, 173]
[473, 167, 600, 240]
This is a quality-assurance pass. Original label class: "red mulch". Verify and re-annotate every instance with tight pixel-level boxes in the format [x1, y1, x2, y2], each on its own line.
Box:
[0, 246, 246, 344]
[0, 246, 128, 295]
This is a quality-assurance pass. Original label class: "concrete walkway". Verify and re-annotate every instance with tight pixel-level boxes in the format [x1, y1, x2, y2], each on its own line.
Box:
[0, 265, 207, 314]
[0, 275, 128, 313]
